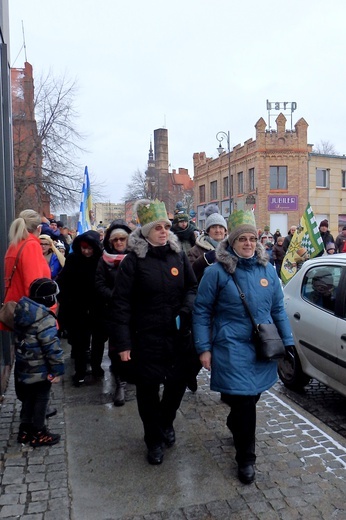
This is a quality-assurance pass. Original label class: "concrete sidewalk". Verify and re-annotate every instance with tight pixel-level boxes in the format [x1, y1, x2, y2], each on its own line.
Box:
[1, 339, 346, 519]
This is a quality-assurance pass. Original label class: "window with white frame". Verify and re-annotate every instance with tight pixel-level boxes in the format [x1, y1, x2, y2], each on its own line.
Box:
[316, 168, 329, 188]
[270, 166, 287, 189]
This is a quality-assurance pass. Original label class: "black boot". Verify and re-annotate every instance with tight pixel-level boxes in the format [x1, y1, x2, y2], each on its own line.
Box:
[113, 378, 126, 406]
[161, 426, 175, 447]
[17, 423, 32, 444]
[238, 464, 255, 484]
[147, 445, 164, 465]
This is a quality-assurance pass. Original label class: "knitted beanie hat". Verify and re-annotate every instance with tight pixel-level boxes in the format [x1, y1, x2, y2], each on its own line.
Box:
[134, 199, 171, 238]
[227, 210, 257, 246]
[204, 204, 227, 232]
[29, 278, 60, 307]
[228, 224, 258, 246]
[319, 219, 329, 228]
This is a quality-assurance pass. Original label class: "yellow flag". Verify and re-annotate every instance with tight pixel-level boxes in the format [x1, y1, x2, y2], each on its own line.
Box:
[281, 203, 324, 284]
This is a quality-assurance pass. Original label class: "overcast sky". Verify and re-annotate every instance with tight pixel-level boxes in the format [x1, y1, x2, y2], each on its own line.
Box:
[9, 0, 346, 208]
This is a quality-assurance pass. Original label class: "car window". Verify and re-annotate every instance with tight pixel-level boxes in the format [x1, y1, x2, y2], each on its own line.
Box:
[302, 265, 343, 314]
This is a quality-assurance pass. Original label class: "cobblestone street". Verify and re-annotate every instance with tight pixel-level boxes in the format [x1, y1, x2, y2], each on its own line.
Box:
[1, 341, 346, 519]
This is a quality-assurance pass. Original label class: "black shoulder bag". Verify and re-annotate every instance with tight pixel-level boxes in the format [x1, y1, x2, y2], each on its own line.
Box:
[231, 273, 286, 361]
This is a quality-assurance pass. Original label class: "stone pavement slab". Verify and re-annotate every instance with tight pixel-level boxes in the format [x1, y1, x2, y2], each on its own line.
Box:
[1, 339, 346, 519]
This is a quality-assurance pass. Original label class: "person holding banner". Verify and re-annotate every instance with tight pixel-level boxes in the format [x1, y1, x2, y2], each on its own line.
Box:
[280, 204, 324, 285]
[317, 220, 334, 256]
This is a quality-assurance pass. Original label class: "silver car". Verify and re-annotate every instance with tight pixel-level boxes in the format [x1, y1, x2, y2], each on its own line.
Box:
[278, 254, 346, 397]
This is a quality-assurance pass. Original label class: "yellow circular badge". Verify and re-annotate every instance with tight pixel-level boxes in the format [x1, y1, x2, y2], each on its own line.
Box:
[260, 278, 269, 287]
[171, 267, 179, 276]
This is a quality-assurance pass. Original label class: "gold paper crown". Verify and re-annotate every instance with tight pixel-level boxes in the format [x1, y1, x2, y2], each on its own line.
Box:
[227, 209, 256, 232]
[136, 199, 169, 226]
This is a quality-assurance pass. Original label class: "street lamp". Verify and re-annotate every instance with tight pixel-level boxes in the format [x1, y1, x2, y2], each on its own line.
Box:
[216, 130, 232, 216]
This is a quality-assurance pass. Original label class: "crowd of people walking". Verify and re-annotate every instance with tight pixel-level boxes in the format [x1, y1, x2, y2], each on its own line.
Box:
[3, 202, 343, 483]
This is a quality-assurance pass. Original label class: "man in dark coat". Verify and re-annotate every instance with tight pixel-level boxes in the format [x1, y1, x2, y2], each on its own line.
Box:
[109, 200, 197, 465]
[57, 230, 104, 386]
[171, 207, 196, 253]
[283, 225, 297, 252]
[316, 219, 334, 257]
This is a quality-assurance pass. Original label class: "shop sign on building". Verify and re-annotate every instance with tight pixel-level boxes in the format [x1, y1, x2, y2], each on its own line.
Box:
[268, 195, 298, 211]
[246, 195, 256, 205]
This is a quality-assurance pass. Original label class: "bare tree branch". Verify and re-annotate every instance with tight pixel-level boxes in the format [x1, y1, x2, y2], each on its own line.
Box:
[13, 71, 93, 213]
[312, 140, 338, 155]
[122, 168, 151, 201]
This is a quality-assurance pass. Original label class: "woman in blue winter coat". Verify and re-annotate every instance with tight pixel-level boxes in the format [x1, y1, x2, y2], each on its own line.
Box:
[193, 212, 294, 485]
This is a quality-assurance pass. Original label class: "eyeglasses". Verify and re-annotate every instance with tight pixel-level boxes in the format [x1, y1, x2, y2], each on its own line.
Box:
[237, 236, 257, 243]
[40, 243, 50, 247]
[154, 224, 171, 231]
[111, 237, 126, 242]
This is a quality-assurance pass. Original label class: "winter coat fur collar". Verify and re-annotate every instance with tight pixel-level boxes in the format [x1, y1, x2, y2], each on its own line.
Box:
[128, 228, 181, 258]
[215, 237, 268, 274]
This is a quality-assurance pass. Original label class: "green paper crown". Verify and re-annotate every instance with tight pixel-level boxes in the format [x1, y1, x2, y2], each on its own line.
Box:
[227, 209, 256, 232]
[136, 199, 169, 226]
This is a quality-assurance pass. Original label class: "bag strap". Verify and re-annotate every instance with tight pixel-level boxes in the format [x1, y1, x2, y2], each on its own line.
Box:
[231, 272, 258, 330]
[3, 240, 28, 300]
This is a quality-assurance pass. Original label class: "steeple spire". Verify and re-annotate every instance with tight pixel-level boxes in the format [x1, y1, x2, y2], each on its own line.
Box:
[148, 138, 154, 162]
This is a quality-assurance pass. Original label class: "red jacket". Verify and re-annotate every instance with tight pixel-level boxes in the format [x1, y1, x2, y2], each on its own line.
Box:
[0, 234, 51, 331]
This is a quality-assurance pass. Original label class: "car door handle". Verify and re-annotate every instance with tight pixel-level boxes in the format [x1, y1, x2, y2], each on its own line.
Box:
[293, 313, 300, 320]
[341, 334, 346, 341]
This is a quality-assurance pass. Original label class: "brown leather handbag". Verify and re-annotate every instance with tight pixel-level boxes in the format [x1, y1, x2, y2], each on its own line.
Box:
[0, 241, 28, 331]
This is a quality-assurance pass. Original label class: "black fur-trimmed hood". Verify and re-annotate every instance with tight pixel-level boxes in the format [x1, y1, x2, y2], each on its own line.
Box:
[215, 237, 268, 274]
[128, 228, 181, 258]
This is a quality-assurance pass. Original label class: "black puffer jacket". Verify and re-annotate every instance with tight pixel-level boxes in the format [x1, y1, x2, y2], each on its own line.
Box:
[108, 229, 197, 379]
[56, 230, 103, 336]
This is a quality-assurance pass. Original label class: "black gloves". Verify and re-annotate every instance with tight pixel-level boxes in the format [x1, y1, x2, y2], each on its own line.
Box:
[204, 250, 216, 265]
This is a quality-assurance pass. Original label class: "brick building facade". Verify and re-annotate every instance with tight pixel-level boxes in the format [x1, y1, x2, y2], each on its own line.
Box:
[145, 128, 194, 218]
[11, 62, 50, 215]
[193, 114, 346, 238]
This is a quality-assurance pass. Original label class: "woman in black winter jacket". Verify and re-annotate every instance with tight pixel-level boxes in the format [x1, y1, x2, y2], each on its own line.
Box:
[95, 219, 132, 406]
[108, 200, 197, 466]
[57, 230, 104, 386]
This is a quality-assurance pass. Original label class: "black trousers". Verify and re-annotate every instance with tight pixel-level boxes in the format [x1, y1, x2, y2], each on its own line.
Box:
[221, 393, 261, 466]
[135, 365, 187, 449]
[69, 324, 105, 377]
[16, 379, 51, 431]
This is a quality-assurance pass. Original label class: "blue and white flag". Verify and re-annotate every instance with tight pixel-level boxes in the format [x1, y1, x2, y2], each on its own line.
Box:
[77, 166, 95, 234]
